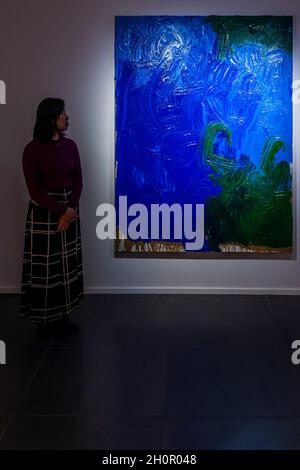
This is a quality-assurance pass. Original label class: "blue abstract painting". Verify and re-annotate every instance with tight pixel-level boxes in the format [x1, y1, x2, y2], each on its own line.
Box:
[114, 16, 293, 255]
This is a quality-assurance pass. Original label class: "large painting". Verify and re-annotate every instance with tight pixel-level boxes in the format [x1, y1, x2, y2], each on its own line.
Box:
[114, 16, 293, 256]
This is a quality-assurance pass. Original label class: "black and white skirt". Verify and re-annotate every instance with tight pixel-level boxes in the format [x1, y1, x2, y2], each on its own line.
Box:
[19, 187, 84, 324]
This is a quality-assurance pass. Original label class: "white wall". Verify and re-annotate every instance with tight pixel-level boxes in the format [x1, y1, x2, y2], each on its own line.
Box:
[0, 0, 299, 294]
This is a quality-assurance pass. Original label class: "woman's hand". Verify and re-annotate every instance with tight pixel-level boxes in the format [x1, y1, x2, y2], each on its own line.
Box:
[57, 216, 70, 232]
[63, 207, 77, 221]
[56, 207, 77, 232]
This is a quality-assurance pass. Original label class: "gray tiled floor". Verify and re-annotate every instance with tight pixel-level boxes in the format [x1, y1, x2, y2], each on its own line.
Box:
[0, 294, 300, 449]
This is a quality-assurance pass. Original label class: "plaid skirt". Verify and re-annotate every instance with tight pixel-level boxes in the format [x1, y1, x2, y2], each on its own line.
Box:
[19, 187, 84, 324]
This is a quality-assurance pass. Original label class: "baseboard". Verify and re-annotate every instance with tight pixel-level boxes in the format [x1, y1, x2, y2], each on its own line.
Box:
[1, 286, 300, 295]
[85, 287, 300, 295]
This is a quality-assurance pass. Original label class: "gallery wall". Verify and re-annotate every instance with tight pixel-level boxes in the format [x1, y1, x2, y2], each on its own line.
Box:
[0, 0, 299, 294]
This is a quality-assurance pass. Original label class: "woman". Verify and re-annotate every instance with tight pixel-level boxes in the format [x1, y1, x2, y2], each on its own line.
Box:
[19, 97, 84, 332]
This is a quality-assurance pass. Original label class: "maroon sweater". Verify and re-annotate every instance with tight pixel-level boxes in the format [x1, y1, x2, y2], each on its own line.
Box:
[22, 134, 83, 216]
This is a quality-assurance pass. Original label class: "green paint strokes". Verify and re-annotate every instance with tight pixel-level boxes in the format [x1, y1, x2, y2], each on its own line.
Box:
[202, 121, 232, 166]
[202, 123, 292, 251]
[206, 16, 293, 59]
[260, 136, 284, 174]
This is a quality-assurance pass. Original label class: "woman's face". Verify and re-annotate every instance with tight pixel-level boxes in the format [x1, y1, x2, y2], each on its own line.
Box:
[56, 107, 69, 131]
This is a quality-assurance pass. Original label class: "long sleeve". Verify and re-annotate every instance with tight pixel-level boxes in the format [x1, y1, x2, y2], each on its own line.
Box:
[68, 142, 83, 209]
[22, 144, 67, 216]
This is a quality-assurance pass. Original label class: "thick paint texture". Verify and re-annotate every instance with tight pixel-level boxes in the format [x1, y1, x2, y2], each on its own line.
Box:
[115, 16, 293, 253]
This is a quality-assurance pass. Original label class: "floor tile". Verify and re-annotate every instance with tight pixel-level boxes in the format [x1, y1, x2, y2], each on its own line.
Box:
[163, 417, 300, 450]
[0, 414, 163, 450]
[0, 342, 51, 411]
[268, 296, 300, 346]
[165, 348, 300, 417]
[18, 344, 167, 416]
[54, 294, 171, 348]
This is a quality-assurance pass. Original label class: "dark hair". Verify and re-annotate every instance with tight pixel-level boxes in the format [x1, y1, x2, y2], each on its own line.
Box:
[33, 97, 65, 142]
